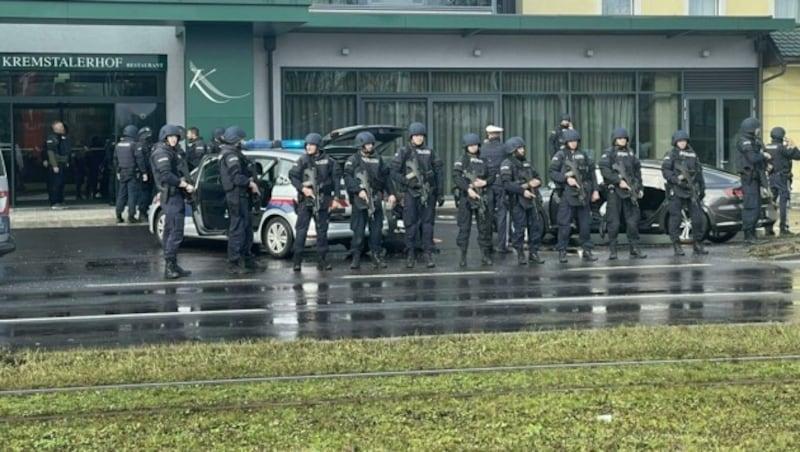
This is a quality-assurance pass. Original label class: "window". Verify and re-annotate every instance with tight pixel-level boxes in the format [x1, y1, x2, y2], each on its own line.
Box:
[689, 0, 718, 16]
[775, 0, 800, 21]
[602, 0, 632, 15]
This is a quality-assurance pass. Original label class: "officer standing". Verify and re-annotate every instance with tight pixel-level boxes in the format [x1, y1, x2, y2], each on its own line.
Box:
[113, 125, 141, 223]
[186, 127, 208, 171]
[135, 127, 154, 219]
[289, 132, 344, 272]
[391, 122, 444, 269]
[548, 113, 574, 158]
[764, 127, 800, 236]
[479, 124, 510, 254]
[661, 130, 708, 256]
[44, 120, 71, 209]
[549, 129, 600, 263]
[737, 117, 770, 245]
[501, 136, 545, 266]
[344, 131, 396, 269]
[151, 124, 194, 279]
[219, 126, 264, 274]
[598, 128, 646, 260]
[453, 133, 493, 267]
[209, 127, 225, 154]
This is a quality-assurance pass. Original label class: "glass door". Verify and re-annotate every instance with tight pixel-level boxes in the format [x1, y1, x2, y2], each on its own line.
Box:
[685, 97, 754, 173]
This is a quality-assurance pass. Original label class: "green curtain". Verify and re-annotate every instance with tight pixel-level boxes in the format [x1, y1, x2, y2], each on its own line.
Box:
[363, 100, 427, 156]
[432, 101, 495, 193]
[502, 95, 564, 181]
[572, 95, 636, 159]
[283, 95, 356, 139]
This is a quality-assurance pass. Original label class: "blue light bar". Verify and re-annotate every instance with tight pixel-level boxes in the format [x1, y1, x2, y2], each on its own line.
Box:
[281, 139, 306, 149]
[242, 139, 306, 151]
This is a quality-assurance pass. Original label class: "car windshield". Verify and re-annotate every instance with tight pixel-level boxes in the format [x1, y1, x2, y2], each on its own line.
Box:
[702, 167, 739, 187]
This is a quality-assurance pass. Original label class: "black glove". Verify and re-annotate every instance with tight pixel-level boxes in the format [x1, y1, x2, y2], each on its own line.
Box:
[437, 196, 445, 207]
[408, 179, 422, 190]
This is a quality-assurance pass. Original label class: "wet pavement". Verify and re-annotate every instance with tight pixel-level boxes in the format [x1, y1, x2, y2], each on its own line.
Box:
[0, 222, 798, 349]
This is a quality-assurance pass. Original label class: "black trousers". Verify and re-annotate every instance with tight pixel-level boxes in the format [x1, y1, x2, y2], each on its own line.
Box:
[606, 189, 640, 244]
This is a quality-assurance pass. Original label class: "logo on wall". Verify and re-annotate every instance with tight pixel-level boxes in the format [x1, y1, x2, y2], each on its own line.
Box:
[189, 61, 251, 104]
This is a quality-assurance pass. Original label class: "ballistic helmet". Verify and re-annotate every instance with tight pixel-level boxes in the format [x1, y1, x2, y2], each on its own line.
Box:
[122, 125, 139, 139]
[740, 117, 761, 135]
[562, 129, 581, 143]
[611, 127, 629, 142]
[158, 124, 182, 142]
[408, 122, 427, 136]
[304, 133, 323, 146]
[354, 131, 376, 148]
[222, 126, 246, 145]
[463, 133, 481, 147]
[771, 127, 787, 140]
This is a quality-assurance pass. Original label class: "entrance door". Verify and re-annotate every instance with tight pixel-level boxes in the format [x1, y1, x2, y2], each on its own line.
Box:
[685, 97, 754, 173]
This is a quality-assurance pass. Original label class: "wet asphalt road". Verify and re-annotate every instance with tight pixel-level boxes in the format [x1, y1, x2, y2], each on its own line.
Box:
[0, 220, 798, 349]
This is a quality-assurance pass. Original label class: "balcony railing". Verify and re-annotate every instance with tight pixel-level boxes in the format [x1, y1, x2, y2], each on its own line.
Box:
[311, 0, 498, 14]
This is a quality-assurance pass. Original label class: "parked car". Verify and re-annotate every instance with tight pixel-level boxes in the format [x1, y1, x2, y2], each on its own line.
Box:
[539, 160, 776, 244]
[0, 147, 15, 257]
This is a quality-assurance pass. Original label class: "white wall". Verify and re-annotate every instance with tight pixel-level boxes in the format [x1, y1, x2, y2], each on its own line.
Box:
[0, 24, 184, 125]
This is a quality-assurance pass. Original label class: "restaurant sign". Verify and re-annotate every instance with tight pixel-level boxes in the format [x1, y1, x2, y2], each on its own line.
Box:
[0, 54, 167, 72]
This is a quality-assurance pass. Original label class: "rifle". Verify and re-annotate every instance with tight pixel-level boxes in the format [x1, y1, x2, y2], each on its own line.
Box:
[405, 158, 431, 207]
[563, 159, 587, 204]
[302, 166, 321, 222]
[611, 161, 642, 207]
[355, 169, 375, 220]
[674, 160, 700, 205]
[461, 169, 487, 220]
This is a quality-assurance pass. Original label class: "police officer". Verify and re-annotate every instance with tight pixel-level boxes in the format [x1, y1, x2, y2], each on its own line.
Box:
[548, 113, 574, 158]
[135, 127, 154, 219]
[44, 120, 71, 209]
[501, 136, 545, 266]
[151, 124, 194, 279]
[344, 131, 396, 270]
[391, 122, 444, 269]
[737, 117, 770, 245]
[549, 129, 600, 263]
[480, 124, 510, 254]
[220, 126, 265, 274]
[289, 132, 344, 272]
[453, 133, 493, 268]
[661, 130, 708, 256]
[764, 127, 800, 236]
[598, 127, 646, 260]
[209, 127, 225, 154]
[186, 127, 208, 171]
[113, 125, 141, 223]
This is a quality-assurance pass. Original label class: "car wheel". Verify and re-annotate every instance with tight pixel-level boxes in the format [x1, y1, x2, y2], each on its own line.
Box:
[154, 209, 165, 246]
[671, 209, 710, 244]
[707, 230, 737, 244]
[263, 217, 293, 259]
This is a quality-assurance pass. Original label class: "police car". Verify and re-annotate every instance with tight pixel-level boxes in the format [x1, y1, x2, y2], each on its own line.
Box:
[147, 125, 405, 258]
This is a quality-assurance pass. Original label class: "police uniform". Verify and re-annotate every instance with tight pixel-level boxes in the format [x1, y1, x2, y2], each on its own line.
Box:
[661, 130, 707, 256]
[151, 124, 192, 279]
[289, 133, 343, 272]
[549, 129, 598, 263]
[186, 134, 208, 171]
[344, 131, 394, 269]
[548, 113, 573, 158]
[598, 127, 646, 260]
[220, 126, 264, 274]
[45, 128, 71, 208]
[135, 127, 154, 219]
[453, 133, 493, 267]
[737, 117, 768, 244]
[480, 125, 509, 254]
[500, 136, 545, 266]
[764, 127, 800, 235]
[390, 122, 444, 269]
[209, 127, 225, 155]
[114, 125, 141, 223]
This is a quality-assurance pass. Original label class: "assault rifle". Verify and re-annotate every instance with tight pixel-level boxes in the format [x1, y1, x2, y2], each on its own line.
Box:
[674, 160, 700, 205]
[563, 159, 586, 204]
[462, 168, 487, 220]
[355, 169, 376, 220]
[405, 158, 431, 207]
[611, 161, 642, 207]
[302, 166, 321, 222]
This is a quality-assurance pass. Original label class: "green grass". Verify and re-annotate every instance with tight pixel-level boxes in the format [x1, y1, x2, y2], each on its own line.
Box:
[3, 324, 800, 450]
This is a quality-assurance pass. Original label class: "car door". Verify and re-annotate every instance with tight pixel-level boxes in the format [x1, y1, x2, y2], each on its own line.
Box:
[248, 156, 277, 228]
[192, 155, 229, 235]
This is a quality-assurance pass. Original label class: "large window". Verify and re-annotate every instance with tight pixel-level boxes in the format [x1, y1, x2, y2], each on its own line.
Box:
[602, 0, 632, 15]
[689, 0, 718, 16]
[775, 0, 800, 21]
[8, 72, 164, 97]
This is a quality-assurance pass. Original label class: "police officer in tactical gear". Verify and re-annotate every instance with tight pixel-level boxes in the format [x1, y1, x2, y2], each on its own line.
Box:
[549, 113, 574, 158]
[391, 122, 445, 269]
[186, 127, 208, 171]
[764, 126, 800, 236]
[661, 130, 708, 256]
[501, 136, 545, 266]
[453, 133, 493, 267]
[151, 124, 194, 279]
[737, 117, 770, 245]
[344, 131, 397, 270]
[290, 132, 344, 272]
[549, 129, 600, 263]
[481, 124, 510, 254]
[45, 120, 71, 209]
[220, 126, 264, 274]
[210, 127, 225, 154]
[114, 124, 143, 223]
[598, 127, 646, 260]
[135, 127, 154, 219]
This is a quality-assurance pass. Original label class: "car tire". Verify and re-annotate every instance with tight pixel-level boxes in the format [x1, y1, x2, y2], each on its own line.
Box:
[154, 209, 165, 246]
[707, 230, 737, 244]
[666, 209, 709, 244]
[263, 217, 294, 259]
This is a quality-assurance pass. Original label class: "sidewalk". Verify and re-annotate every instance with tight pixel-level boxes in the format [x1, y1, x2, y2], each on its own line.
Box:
[10, 205, 144, 229]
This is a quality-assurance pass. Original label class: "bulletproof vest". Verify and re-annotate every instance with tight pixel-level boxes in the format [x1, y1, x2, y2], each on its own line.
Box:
[510, 156, 535, 182]
[219, 145, 249, 193]
[480, 138, 505, 174]
[405, 145, 435, 173]
[150, 143, 179, 192]
[461, 153, 487, 177]
[611, 147, 636, 174]
[306, 152, 337, 192]
[138, 140, 153, 172]
[765, 142, 791, 175]
[737, 135, 764, 173]
[188, 138, 207, 167]
[115, 138, 136, 170]
[561, 150, 591, 179]
[355, 152, 383, 190]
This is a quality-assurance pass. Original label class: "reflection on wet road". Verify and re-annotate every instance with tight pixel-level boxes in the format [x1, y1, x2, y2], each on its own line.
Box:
[0, 227, 797, 348]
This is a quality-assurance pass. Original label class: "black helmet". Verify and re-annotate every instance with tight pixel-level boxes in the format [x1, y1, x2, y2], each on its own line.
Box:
[213, 127, 225, 142]
[672, 130, 690, 145]
[560, 113, 572, 122]
[158, 124, 182, 142]
[305, 133, 323, 146]
[463, 133, 481, 147]
[177, 125, 186, 138]
[408, 122, 427, 136]
[354, 131, 376, 148]
[562, 129, 581, 143]
[122, 125, 139, 139]
[771, 126, 786, 140]
[222, 126, 246, 145]
[504, 136, 526, 154]
[137, 126, 152, 142]
[740, 117, 761, 135]
[611, 127, 629, 142]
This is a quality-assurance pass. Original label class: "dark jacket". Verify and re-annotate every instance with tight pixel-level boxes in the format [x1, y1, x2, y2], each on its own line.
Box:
[598, 145, 642, 199]
[114, 137, 138, 182]
[500, 154, 540, 208]
[390, 142, 444, 199]
[289, 151, 343, 203]
[186, 137, 208, 170]
[661, 146, 706, 200]
[480, 137, 506, 182]
[151, 142, 189, 198]
[344, 151, 394, 197]
[549, 148, 598, 207]
[220, 144, 254, 199]
[764, 139, 800, 179]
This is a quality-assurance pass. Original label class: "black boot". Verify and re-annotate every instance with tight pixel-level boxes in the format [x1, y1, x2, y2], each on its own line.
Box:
[116, 215, 124, 224]
[371, 253, 387, 269]
[744, 229, 759, 245]
[174, 261, 191, 277]
[608, 242, 618, 261]
[516, 248, 527, 266]
[406, 250, 416, 269]
[481, 249, 493, 266]
[228, 259, 246, 275]
[128, 215, 138, 224]
[317, 253, 333, 271]
[425, 253, 435, 268]
[693, 241, 708, 255]
[673, 242, 685, 256]
[350, 253, 361, 270]
[582, 249, 597, 262]
[293, 254, 302, 272]
[630, 245, 647, 259]
[780, 227, 793, 236]
[765, 226, 775, 237]
[558, 250, 568, 264]
[528, 251, 545, 265]
[244, 257, 266, 272]
[164, 259, 180, 280]
[459, 249, 468, 268]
